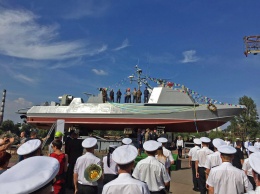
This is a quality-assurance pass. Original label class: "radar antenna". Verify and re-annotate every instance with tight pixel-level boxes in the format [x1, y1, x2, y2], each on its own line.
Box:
[128, 65, 153, 90]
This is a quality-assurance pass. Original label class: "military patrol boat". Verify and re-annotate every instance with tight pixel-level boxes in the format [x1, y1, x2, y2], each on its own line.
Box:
[24, 66, 245, 132]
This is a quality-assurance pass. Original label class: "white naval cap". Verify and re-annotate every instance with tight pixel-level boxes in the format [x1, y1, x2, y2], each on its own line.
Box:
[218, 145, 237, 154]
[248, 146, 260, 153]
[112, 145, 138, 165]
[256, 138, 259, 140]
[157, 137, 168, 143]
[143, 140, 161, 152]
[0, 156, 59, 194]
[249, 152, 260, 174]
[122, 138, 132, 145]
[82, 137, 97, 148]
[17, 139, 41, 155]
[212, 138, 226, 149]
[193, 138, 201, 145]
[200, 137, 211, 143]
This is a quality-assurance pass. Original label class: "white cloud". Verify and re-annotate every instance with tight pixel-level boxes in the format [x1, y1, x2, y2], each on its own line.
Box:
[147, 53, 176, 65]
[181, 50, 199, 63]
[3, 98, 33, 123]
[62, 0, 110, 19]
[15, 74, 36, 84]
[113, 39, 130, 51]
[0, 9, 107, 60]
[92, 69, 108, 75]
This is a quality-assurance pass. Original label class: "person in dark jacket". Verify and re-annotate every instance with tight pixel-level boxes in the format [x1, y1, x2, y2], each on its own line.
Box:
[144, 87, 149, 103]
[116, 89, 122, 103]
[110, 89, 114, 102]
[65, 131, 83, 189]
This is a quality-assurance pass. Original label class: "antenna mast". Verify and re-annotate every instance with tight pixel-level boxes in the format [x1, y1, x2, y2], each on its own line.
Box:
[128, 65, 153, 90]
[0, 89, 6, 125]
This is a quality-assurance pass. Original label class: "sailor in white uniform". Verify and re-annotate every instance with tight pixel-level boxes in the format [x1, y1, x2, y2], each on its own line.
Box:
[205, 138, 226, 179]
[254, 138, 260, 150]
[157, 137, 174, 165]
[206, 145, 253, 194]
[103, 145, 119, 184]
[242, 146, 260, 190]
[122, 138, 132, 145]
[248, 152, 260, 194]
[0, 156, 59, 194]
[194, 137, 213, 194]
[133, 140, 171, 194]
[17, 139, 42, 159]
[102, 145, 150, 194]
[224, 137, 230, 146]
[188, 138, 201, 192]
[74, 137, 101, 194]
[245, 137, 253, 156]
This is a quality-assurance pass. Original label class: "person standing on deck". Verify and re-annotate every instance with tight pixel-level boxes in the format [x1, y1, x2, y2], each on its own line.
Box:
[109, 89, 114, 102]
[188, 138, 201, 192]
[102, 88, 107, 103]
[132, 88, 137, 103]
[136, 89, 142, 103]
[144, 87, 149, 103]
[116, 89, 122, 103]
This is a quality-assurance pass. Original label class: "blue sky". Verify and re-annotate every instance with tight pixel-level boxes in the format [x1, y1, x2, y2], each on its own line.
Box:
[0, 0, 259, 125]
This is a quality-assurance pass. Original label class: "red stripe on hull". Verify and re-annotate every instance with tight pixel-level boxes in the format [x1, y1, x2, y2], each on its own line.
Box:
[27, 117, 226, 132]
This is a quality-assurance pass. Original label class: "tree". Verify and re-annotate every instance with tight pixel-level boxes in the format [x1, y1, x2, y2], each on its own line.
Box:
[1, 120, 14, 132]
[227, 96, 259, 139]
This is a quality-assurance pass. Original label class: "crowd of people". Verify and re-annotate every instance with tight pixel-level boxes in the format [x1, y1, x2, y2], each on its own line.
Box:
[101, 87, 150, 103]
[0, 130, 260, 194]
[188, 137, 260, 194]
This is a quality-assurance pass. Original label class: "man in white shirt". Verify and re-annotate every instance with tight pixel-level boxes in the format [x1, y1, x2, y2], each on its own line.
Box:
[248, 152, 260, 194]
[157, 137, 174, 192]
[73, 137, 101, 194]
[254, 138, 260, 150]
[245, 137, 253, 156]
[102, 145, 150, 194]
[133, 140, 170, 194]
[243, 146, 260, 190]
[194, 137, 213, 194]
[224, 137, 230, 146]
[207, 145, 253, 194]
[188, 138, 201, 192]
[205, 138, 226, 181]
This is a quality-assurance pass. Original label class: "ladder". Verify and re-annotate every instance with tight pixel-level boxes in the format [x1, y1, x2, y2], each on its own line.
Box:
[41, 122, 56, 149]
